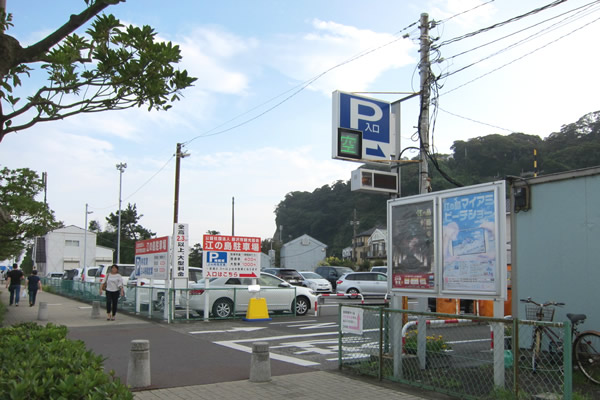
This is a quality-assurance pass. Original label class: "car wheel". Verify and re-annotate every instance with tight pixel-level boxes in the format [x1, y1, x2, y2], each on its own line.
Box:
[294, 296, 310, 316]
[212, 298, 234, 318]
[347, 288, 360, 297]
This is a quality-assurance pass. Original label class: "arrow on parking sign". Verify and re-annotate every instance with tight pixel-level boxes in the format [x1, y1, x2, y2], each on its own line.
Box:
[365, 145, 385, 158]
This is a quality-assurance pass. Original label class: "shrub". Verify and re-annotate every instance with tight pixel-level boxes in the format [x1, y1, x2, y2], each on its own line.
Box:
[0, 322, 132, 399]
[404, 330, 451, 354]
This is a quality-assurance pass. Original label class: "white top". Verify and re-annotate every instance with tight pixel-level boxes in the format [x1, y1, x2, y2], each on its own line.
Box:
[105, 273, 124, 292]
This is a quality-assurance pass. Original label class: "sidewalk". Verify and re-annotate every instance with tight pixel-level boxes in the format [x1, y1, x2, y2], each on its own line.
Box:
[0, 287, 442, 400]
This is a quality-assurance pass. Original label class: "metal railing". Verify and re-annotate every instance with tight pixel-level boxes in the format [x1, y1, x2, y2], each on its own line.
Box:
[42, 278, 300, 321]
[338, 305, 574, 399]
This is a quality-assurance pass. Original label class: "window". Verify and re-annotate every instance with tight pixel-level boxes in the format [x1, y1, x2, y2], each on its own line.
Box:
[65, 240, 80, 247]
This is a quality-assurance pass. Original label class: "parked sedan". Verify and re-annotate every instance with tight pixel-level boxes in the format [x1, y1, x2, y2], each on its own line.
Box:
[179, 272, 317, 318]
[336, 272, 388, 297]
[262, 268, 304, 286]
[298, 271, 332, 293]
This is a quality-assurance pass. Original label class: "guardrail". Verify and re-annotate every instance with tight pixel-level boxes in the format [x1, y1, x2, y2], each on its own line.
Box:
[314, 292, 364, 316]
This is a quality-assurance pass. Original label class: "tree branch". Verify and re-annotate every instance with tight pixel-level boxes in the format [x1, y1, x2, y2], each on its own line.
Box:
[18, 0, 123, 64]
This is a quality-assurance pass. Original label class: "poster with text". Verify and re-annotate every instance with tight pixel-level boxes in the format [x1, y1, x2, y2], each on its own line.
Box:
[441, 191, 497, 292]
[391, 200, 435, 290]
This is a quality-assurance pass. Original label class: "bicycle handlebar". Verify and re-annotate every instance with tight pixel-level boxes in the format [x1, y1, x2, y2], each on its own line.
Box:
[520, 298, 565, 307]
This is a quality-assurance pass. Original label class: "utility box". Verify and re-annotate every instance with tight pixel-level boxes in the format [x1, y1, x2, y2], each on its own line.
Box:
[351, 168, 398, 194]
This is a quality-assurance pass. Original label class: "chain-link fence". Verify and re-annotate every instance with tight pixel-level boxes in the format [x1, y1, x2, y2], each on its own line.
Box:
[339, 305, 573, 399]
[42, 278, 301, 321]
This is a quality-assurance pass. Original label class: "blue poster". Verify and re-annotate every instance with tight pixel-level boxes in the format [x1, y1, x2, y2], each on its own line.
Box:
[442, 191, 497, 292]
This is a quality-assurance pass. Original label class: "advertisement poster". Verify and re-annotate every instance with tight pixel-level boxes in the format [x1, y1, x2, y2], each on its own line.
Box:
[441, 191, 497, 292]
[391, 200, 435, 290]
[135, 236, 169, 279]
[203, 235, 261, 278]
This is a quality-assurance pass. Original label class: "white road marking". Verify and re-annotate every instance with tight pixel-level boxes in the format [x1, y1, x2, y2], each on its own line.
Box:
[214, 331, 339, 367]
[269, 319, 317, 325]
[189, 327, 266, 334]
[78, 306, 92, 309]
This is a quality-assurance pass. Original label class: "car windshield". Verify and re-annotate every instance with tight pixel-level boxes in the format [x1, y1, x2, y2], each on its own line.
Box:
[300, 272, 322, 279]
[335, 267, 353, 274]
[280, 270, 302, 278]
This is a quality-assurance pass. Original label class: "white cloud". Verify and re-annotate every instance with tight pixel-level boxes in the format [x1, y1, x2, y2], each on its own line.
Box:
[178, 27, 259, 94]
[264, 18, 416, 95]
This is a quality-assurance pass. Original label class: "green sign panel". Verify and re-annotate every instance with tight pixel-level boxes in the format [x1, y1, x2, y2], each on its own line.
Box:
[337, 128, 362, 160]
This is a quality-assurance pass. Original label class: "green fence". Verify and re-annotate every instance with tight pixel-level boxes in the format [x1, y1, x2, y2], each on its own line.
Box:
[42, 278, 299, 321]
[339, 305, 574, 399]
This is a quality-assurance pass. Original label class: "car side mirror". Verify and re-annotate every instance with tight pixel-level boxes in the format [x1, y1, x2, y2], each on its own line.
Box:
[279, 282, 291, 288]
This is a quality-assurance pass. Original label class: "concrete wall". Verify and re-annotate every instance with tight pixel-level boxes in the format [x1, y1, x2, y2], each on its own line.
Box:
[514, 168, 600, 331]
[42, 226, 108, 274]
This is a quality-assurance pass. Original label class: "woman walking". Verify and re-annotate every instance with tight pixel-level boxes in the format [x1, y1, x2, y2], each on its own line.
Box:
[100, 264, 125, 321]
[27, 270, 42, 306]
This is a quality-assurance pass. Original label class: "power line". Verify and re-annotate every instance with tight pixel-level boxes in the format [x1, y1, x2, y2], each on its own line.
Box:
[437, 0, 496, 24]
[439, 0, 600, 62]
[182, 21, 420, 146]
[439, 1, 600, 79]
[440, 13, 600, 96]
[435, 0, 569, 48]
[438, 107, 515, 132]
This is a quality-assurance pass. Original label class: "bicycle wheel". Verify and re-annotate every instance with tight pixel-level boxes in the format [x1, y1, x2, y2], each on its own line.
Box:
[574, 331, 600, 384]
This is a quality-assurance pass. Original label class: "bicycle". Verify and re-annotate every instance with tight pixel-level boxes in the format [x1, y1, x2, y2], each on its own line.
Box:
[521, 297, 600, 384]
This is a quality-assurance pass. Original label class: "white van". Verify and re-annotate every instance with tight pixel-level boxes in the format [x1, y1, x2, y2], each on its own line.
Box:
[96, 264, 136, 286]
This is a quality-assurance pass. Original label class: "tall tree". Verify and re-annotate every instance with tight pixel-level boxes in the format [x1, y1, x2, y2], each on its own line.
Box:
[0, 166, 60, 259]
[0, 0, 196, 143]
[189, 243, 202, 268]
[95, 203, 154, 263]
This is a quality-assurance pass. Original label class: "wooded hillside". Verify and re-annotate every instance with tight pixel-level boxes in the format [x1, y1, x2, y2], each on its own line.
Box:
[274, 110, 600, 257]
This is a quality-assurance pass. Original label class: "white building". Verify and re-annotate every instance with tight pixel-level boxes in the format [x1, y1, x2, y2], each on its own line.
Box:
[33, 225, 114, 275]
[280, 234, 327, 270]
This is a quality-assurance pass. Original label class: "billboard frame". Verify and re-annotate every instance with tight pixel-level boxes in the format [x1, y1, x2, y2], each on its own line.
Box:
[388, 181, 507, 301]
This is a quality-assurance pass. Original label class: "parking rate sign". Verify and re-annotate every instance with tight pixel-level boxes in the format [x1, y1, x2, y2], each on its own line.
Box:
[202, 234, 261, 279]
[135, 236, 169, 279]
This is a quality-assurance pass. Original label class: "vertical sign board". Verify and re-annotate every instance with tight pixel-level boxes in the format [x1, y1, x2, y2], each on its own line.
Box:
[388, 181, 507, 300]
[135, 236, 169, 279]
[341, 306, 364, 335]
[203, 235, 261, 279]
[173, 223, 189, 279]
[332, 90, 393, 163]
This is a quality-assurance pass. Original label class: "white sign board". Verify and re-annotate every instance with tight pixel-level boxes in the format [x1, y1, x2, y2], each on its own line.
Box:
[203, 234, 261, 279]
[173, 223, 189, 279]
[134, 236, 169, 279]
[332, 90, 393, 163]
[341, 306, 364, 335]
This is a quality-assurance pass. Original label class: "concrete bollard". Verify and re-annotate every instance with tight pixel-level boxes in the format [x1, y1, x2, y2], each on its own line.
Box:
[127, 340, 151, 388]
[249, 341, 271, 382]
[91, 301, 101, 319]
[37, 302, 48, 321]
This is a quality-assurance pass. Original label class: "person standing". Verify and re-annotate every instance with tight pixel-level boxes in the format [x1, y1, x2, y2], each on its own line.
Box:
[5, 263, 25, 306]
[100, 264, 124, 321]
[27, 270, 43, 306]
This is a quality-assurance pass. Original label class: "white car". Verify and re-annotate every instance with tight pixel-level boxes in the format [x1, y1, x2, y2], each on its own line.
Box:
[126, 267, 203, 310]
[298, 271, 332, 293]
[179, 272, 317, 318]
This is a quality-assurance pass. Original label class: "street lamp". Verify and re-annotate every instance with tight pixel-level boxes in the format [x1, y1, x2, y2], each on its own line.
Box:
[83, 203, 93, 273]
[116, 162, 127, 264]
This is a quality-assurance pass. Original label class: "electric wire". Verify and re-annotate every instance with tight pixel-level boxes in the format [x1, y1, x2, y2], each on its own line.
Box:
[438, 0, 600, 62]
[440, 13, 600, 96]
[436, 0, 569, 48]
[436, 0, 496, 24]
[439, 1, 600, 79]
[182, 21, 420, 146]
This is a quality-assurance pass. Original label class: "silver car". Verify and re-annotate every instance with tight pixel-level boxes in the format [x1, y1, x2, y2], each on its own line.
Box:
[336, 272, 388, 297]
[298, 271, 332, 293]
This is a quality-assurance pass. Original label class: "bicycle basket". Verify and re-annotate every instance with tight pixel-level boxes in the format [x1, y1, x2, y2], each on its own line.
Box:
[525, 305, 555, 321]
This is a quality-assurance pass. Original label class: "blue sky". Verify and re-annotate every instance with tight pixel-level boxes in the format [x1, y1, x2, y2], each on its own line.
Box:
[1, 0, 599, 251]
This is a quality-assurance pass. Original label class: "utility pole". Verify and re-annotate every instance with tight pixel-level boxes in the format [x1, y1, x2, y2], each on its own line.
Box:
[350, 209, 360, 265]
[418, 13, 432, 195]
[231, 196, 235, 236]
[173, 143, 190, 224]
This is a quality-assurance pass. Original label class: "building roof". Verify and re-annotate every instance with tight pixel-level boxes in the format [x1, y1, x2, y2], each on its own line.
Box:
[282, 234, 327, 249]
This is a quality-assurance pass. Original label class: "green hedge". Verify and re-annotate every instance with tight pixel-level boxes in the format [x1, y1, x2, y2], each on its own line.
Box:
[0, 323, 132, 399]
